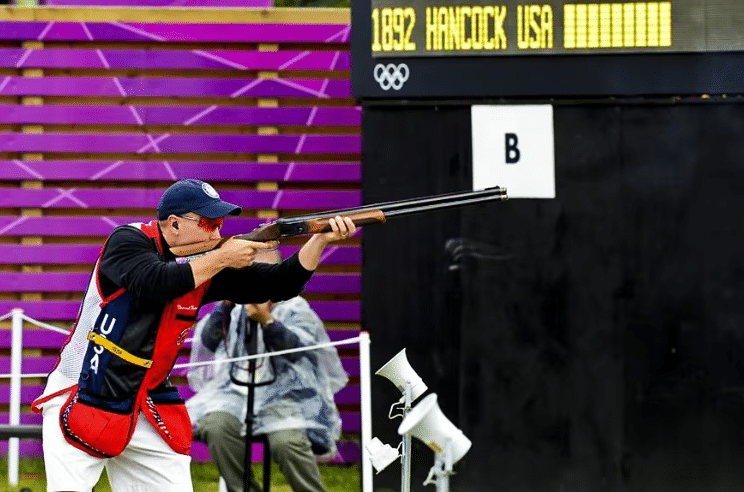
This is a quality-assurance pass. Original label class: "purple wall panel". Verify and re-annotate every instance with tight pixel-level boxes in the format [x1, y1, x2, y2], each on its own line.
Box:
[0, 356, 57, 374]
[310, 301, 360, 321]
[220, 189, 360, 209]
[0, 413, 43, 425]
[0, 385, 45, 405]
[0, 48, 350, 71]
[0, 133, 360, 154]
[219, 189, 362, 209]
[198, 50, 350, 71]
[0, 188, 360, 210]
[341, 358, 360, 377]
[326, 329, 360, 343]
[277, 162, 362, 182]
[333, 441, 362, 463]
[0, 77, 352, 98]
[0, 330, 69, 350]
[89, 22, 348, 43]
[0, 105, 361, 126]
[0, 442, 44, 458]
[340, 412, 361, 432]
[0, 160, 360, 182]
[0, 22, 349, 43]
[0, 300, 359, 321]
[0, 22, 49, 41]
[309, 274, 360, 293]
[26, 49, 102, 69]
[26, 48, 231, 70]
[0, 244, 102, 264]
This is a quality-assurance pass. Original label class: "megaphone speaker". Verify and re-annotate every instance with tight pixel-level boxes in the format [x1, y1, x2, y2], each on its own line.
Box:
[375, 348, 428, 401]
[397, 393, 472, 464]
[365, 437, 401, 473]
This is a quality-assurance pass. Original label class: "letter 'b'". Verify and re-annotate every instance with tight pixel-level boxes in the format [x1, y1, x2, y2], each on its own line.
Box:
[505, 133, 520, 164]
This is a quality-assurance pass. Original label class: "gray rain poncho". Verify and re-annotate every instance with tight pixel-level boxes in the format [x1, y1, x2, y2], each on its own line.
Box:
[186, 297, 349, 458]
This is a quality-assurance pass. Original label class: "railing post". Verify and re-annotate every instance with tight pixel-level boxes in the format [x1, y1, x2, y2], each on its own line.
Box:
[401, 383, 412, 492]
[359, 331, 373, 492]
[9, 307, 24, 486]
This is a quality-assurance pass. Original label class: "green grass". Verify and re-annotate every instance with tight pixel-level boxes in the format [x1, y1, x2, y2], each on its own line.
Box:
[0, 458, 361, 492]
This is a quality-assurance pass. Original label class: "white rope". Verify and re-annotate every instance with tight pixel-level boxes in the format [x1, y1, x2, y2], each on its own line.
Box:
[19, 314, 70, 335]
[0, 312, 69, 378]
[0, 311, 70, 379]
[0, 372, 48, 379]
[172, 336, 363, 370]
[0, 336, 364, 379]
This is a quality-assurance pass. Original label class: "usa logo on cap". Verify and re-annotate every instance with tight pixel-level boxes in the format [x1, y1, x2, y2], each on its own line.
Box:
[202, 182, 220, 199]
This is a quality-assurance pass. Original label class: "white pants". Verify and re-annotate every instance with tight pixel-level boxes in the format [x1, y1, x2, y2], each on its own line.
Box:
[42, 393, 193, 492]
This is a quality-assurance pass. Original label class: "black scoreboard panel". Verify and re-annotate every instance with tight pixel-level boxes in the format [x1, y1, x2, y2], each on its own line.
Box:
[350, 0, 744, 98]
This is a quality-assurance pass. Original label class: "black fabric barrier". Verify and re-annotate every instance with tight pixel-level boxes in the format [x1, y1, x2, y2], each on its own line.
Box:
[363, 102, 744, 492]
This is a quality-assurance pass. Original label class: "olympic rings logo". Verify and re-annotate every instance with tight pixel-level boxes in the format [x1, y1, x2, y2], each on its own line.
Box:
[373, 63, 410, 91]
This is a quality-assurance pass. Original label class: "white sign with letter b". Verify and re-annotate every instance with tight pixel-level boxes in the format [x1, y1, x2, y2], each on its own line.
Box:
[471, 105, 555, 199]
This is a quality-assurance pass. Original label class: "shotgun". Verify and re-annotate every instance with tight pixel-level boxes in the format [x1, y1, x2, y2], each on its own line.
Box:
[169, 186, 508, 257]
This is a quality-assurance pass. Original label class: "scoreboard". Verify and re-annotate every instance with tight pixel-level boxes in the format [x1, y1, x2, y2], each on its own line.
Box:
[350, 0, 744, 98]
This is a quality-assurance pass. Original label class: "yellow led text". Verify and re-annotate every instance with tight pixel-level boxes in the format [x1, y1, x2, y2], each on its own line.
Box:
[563, 2, 671, 48]
[425, 5, 508, 51]
[517, 5, 554, 49]
[371, 7, 417, 52]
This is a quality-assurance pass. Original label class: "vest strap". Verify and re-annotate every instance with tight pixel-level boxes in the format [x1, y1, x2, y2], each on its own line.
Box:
[87, 332, 153, 369]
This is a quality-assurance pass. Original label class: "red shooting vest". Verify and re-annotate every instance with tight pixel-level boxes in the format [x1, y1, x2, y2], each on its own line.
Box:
[37, 221, 209, 458]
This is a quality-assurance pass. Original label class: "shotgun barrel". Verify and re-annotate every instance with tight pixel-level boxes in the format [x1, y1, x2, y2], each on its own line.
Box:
[293, 186, 506, 221]
[170, 186, 507, 257]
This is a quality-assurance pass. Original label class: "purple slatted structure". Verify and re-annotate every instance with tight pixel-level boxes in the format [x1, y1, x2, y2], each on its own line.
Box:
[0, 48, 352, 71]
[0, 76, 351, 98]
[0, 6, 361, 465]
[0, 21, 348, 42]
[0, 133, 360, 154]
[0, 160, 361, 181]
[0, 188, 360, 209]
[0, 106, 361, 126]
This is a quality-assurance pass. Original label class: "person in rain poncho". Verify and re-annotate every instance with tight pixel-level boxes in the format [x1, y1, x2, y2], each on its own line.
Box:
[186, 250, 348, 492]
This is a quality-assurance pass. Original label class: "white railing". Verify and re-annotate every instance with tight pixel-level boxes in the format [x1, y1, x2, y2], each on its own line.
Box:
[0, 308, 374, 492]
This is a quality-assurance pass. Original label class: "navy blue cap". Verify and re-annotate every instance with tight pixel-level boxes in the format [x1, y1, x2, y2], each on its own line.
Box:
[157, 179, 241, 220]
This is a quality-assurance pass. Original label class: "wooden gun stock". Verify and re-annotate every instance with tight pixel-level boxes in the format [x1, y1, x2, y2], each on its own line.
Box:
[169, 186, 507, 257]
[296, 209, 388, 234]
